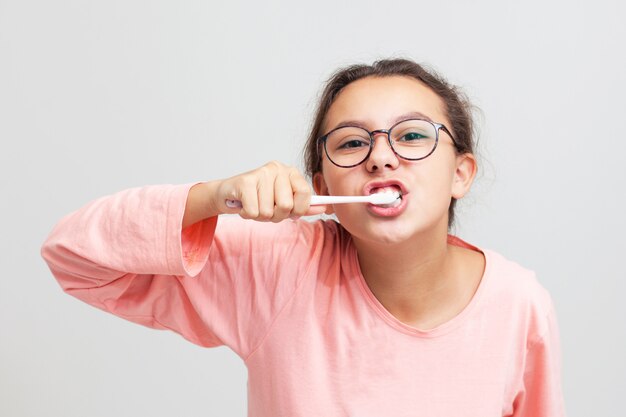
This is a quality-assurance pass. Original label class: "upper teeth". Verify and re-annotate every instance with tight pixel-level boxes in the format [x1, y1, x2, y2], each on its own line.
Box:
[372, 186, 402, 198]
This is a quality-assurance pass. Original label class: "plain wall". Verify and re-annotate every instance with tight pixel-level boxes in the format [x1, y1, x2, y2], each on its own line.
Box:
[1, 0, 625, 416]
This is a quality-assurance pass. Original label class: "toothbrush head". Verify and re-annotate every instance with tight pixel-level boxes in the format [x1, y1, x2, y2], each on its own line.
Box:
[369, 191, 401, 205]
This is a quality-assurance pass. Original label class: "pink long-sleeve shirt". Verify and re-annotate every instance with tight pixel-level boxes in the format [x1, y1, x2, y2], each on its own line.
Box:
[41, 184, 565, 416]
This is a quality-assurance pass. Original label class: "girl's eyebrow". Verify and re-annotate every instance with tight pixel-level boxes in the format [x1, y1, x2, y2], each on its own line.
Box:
[332, 111, 434, 130]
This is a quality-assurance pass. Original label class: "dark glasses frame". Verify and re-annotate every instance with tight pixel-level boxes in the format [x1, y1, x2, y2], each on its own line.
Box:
[317, 118, 459, 168]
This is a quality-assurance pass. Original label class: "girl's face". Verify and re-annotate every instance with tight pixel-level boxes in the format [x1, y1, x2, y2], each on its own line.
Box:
[313, 75, 476, 246]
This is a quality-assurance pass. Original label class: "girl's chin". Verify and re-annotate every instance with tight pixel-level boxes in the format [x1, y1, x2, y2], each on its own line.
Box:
[345, 221, 419, 246]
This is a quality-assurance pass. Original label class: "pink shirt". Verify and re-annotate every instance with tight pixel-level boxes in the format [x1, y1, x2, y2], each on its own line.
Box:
[41, 184, 565, 416]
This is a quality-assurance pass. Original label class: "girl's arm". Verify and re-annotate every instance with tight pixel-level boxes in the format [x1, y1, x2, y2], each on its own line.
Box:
[41, 184, 221, 346]
[41, 162, 326, 357]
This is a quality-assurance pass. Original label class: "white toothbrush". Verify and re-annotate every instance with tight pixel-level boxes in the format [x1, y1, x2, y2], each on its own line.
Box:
[225, 191, 400, 208]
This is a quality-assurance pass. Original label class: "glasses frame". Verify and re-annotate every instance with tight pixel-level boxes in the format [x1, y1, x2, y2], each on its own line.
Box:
[317, 118, 459, 168]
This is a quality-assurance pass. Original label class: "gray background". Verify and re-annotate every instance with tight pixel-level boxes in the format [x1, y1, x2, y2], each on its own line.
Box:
[1, 0, 624, 416]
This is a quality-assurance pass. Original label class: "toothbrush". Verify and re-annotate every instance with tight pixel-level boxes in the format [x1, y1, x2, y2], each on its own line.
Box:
[225, 191, 400, 209]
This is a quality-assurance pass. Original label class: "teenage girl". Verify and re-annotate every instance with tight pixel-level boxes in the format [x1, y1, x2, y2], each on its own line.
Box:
[42, 58, 565, 416]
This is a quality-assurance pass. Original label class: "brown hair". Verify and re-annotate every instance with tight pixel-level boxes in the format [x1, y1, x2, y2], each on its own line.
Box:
[303, 58, 477, 229]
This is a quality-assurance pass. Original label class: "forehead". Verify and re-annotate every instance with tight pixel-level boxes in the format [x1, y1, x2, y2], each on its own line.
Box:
[323, 75, 448, 131]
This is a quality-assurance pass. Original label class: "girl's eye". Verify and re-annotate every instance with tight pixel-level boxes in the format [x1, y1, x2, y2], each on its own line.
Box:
[398, 132, 427, 142]
[338, 138, 369, 149]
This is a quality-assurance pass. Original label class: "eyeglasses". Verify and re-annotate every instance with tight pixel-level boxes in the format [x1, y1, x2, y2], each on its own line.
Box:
[317, 118, 458, 168]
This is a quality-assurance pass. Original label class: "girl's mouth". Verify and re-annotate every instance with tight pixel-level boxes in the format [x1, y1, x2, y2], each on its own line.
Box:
[367, 184, 407, 216]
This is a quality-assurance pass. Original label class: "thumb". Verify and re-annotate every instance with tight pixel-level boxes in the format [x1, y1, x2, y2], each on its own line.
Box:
[304, 204, 330, 217]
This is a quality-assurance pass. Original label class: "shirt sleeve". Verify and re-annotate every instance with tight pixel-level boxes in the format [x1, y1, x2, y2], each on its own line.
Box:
[512, 298, 566, 416]
[41, 183, 322, 358]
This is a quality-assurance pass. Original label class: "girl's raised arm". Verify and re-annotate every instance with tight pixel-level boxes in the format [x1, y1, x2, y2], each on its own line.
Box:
[41, 163, 326, 358]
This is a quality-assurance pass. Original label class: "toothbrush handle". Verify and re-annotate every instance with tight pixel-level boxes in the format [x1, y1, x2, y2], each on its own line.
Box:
[225, 195, 369, 209]
[310, 195, 370, 205]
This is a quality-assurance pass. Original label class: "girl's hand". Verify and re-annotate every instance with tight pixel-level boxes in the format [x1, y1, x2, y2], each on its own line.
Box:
[183, 161, 327, 227]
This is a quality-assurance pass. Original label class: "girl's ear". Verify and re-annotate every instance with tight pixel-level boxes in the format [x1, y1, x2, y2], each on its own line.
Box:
[312, 172, 335, 215]
[451, 152, 477, 199]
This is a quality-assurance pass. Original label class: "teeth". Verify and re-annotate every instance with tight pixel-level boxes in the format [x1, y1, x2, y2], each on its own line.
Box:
[371, 185, 402, 196]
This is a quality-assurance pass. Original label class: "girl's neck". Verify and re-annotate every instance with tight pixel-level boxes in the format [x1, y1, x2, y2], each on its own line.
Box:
[352, 225, 472, 330]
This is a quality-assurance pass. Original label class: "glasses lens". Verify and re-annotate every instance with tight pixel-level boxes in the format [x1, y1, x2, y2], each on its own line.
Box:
[390, 119, 437, 160]
[325, 127, 371, 167]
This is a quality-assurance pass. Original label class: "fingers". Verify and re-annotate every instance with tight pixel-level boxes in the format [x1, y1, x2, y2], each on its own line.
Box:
[218, 161, 316, 222]
[272, 173, 294, 222]
[290, 169, 312, 217]
[256, 167, 275, 220]
[304, 204, 328, 217]
[238, 175, 261, 219]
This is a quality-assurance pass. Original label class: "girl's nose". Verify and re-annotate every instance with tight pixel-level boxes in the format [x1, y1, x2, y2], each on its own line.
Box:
[365, 133, 400, 172]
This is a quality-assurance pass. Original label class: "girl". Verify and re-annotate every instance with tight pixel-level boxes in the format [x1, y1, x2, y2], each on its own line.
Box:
[42, 59, 565, 416]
